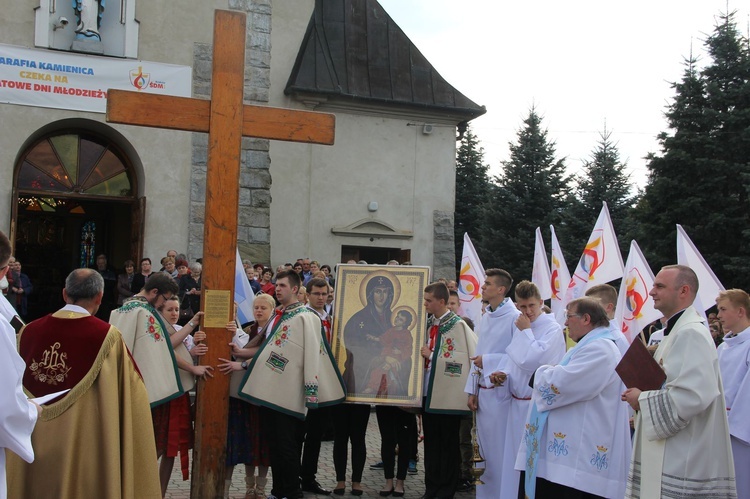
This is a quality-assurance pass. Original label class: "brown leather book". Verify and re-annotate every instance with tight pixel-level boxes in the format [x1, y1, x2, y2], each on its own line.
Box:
[615, 338, 667, 391]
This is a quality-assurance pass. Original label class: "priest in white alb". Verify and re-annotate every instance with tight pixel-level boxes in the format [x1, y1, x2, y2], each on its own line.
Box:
[464, 269, 520, 499]
[623, 265, 736, 498]
[516, 297, 630, 499]
[493, 280, 565, 499]
[716, 289, 750, 499]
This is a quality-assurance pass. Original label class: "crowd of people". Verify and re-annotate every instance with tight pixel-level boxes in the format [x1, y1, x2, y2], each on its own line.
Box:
[1, 232, 748, 499]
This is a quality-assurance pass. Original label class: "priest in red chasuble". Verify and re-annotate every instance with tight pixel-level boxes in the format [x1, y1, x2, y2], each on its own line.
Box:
[7, 268, 161, 499]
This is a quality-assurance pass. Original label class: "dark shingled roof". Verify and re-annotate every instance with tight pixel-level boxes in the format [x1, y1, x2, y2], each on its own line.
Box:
[285, 0, 486, 121]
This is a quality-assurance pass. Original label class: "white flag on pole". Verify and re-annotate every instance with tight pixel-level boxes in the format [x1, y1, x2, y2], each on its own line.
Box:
[458, 233, 486, 329]
[676, 224, 725, 315]
[615, 240, 661, 343]
[532, 227, 552, 301]
[549, 225, 571, 322]
[559, 202, 625, 322]
[234, 248, 255, 325]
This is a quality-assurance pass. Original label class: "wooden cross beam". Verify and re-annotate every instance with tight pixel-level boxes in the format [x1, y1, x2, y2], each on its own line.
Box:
[106, 9, 334, 498]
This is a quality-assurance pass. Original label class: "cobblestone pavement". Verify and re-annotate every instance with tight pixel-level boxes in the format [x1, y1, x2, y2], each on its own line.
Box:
[165, 408, 477, 499]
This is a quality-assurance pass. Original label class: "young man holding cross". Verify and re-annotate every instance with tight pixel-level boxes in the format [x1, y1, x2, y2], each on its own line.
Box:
[239, 270, 345, 499]
[109, 273, 185, 407]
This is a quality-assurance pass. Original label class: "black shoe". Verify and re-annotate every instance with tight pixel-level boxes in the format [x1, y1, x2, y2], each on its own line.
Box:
[351, 489, 363, 496]
[302, 481, 332, 495]
[379, 488, 393, 497]
[393, 488, 405, 497]
[332, 488, 345, 496]
[370, 461, 384, 470]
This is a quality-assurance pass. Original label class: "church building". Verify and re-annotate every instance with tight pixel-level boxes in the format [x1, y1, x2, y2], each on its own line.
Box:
[0, 0, 484, 318]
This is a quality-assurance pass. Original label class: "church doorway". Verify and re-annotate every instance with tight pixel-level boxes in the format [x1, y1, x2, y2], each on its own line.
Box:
[10, 130, 143, 320]
[340, 245, 411, 265]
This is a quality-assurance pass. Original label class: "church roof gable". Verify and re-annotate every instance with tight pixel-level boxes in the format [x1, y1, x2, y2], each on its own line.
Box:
[285, 0, 486, 120]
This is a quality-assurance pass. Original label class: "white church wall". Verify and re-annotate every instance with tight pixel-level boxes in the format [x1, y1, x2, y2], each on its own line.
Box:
[0, 0, 226, 259]
[267, 0, 458, 271]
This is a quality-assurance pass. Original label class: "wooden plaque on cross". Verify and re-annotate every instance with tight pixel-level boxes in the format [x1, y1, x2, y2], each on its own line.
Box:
[106, 9, 335, 498]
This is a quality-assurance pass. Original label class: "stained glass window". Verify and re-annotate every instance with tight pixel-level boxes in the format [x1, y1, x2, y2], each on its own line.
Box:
[80, 221, 96, 268]
[17, 133, 132, 197]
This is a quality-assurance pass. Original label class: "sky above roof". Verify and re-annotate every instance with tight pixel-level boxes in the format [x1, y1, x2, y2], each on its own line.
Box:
[378, 0, 750, 188]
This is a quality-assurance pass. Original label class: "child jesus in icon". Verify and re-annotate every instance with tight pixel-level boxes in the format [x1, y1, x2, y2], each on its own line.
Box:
[363, 308, 414, 397]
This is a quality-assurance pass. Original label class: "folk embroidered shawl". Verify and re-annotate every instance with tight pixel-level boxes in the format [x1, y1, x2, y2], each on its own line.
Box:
[425, 313, 477, 415]
[109, 297, 183, 407]
[239, 303, 345, 419]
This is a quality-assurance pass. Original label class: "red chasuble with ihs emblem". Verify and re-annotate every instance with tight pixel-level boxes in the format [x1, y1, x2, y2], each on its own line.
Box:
[18, 311, 111, 397]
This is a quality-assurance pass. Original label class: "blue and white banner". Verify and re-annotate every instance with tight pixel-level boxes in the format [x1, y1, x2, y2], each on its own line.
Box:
[234, 248, 255, 325]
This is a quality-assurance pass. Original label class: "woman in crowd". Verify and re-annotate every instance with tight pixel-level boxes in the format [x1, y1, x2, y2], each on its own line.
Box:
[710, 321, 725, 347]
[178, 262, 202, 326]
[116, 259, 135, 306]
[156, 296, 212, 497]
[245, 266, 262, 294]
[260, 268, 275, 296]
[175, 259, 190, 279]
[297, 286, 308, 304]
[332, 403, 370, 496]
[217, 294, 275, 499]
[163, 257, 178, 279]
[321, 264, 334, 286]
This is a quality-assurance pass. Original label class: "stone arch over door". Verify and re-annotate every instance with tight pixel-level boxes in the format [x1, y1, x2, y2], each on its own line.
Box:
[10, 120, 144, 320]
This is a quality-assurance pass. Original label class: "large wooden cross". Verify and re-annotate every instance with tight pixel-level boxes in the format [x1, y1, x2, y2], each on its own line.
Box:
[106, 10, 334, 498]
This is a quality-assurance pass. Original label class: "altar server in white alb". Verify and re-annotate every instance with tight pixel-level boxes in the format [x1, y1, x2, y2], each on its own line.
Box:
[516, 297, 630, 499]
[465, 269, 520, 499]
[585, 284, 630, 356]
[716, 289, 750, 499]
[491, 280, 565, 499]
[623, 265, 736, 498]
[0, 231, 39, 499]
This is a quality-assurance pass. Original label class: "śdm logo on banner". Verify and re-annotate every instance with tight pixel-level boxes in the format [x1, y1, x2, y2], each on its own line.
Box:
[459, 260, 482, 303]
[622, 267, 648, 336]
[581, 230, 605, 283]
[129, 66, 150, 91]
[551, 255, 563, 300]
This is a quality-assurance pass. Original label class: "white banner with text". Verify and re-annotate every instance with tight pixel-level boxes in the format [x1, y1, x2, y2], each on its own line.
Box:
[0, 44, 192, 114]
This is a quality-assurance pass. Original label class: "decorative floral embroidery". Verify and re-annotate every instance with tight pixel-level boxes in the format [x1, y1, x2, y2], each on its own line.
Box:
[29, 341, 71, 386]
[305, 379, 319, 404]
[118, 298, 164, 342]
[539, 383, 560, 405]
[524, 421, 540, 468]
[319, 338, 327, 356]
[145, 314, 164, 341]
[547, 432, 569, 456]
[590, 445, 609, 470]
[270, 324, 291, 347]
[439, 337, 456, 359]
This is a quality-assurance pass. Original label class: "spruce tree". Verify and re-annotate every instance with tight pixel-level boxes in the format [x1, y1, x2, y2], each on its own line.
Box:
[454, 126, 490, 267]
[480, 108, 569, 281]
[637, 12, 750, 288]
[565, 128, 636, 261]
